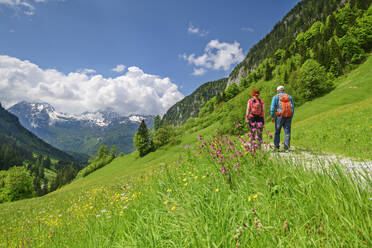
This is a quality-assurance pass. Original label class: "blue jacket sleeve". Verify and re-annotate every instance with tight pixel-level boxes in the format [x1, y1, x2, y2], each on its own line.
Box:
[270, 95, 277, 117]
[290, 96, 295, 116]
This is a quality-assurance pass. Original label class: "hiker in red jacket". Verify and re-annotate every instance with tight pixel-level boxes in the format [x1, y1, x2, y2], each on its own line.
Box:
[246, 89, 265, 142]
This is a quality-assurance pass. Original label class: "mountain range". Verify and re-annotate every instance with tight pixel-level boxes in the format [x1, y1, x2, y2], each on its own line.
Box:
[0, 102, 74, 168]
[8, 101, 154, 156]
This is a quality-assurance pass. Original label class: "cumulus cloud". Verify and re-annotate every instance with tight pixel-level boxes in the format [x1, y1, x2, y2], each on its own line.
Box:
[182, 40, 244, 74]
[187, 23, 208, 37]
[112, 64, 126, 73]
[0, 55, 184, 115]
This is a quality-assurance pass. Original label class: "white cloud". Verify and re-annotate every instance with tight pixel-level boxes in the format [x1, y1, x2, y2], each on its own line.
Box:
[0, 0, 47, 15]
[192, 68, 206, 76]
[112, 64, 126, 73]
[0, 55, 184, 115]
[187, 24, 199, 34]
[241, 27, 255, 32]
[77, 68, 96, 74]
[187, 23, 208, 37]
[182, 39, 244, 74]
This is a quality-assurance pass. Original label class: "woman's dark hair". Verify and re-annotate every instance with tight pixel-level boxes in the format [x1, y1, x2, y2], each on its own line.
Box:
[251, 89, 260, 97]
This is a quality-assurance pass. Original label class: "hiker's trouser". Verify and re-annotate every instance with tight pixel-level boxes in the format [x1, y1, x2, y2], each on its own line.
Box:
[249, 116, 264, 142]
[274, 116, 292, 149]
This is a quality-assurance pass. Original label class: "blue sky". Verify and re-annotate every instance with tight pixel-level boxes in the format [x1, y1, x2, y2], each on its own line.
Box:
[0, 0, 300, 115]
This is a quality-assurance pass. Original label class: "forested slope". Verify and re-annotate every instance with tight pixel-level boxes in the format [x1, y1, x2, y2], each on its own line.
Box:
[228, 0, 372, 85]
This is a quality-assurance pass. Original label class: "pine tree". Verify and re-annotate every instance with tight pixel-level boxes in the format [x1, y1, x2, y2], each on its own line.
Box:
[154, 115, 161, 131]
[133, 120, 153, 157]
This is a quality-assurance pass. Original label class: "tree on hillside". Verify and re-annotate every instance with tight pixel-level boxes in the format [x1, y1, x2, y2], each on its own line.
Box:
[2, 166, 34, 201]
[154, 115, 161, 131]
[133, 120, 154, 157]
[224, 83, 240, 101]
[297, 59, 334, 101]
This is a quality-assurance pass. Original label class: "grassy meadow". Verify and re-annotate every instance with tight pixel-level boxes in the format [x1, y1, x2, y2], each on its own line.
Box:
[1, 58, 372, 247]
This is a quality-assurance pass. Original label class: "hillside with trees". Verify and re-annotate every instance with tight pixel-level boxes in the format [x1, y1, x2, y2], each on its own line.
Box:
[0, 103, 85, 203]
[228, 0, 372, 85]
[161, 78, 227, 126]
[0, 103, 74, 164]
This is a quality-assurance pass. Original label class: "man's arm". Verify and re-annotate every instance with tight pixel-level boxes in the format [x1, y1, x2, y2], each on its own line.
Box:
[290, 96, 295, 116]
[270, 95, 277, 123]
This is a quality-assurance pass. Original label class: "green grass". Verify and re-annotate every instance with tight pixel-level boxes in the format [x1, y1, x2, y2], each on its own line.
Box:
[289, 55, 372, 159]
[1, 140, 370, 247]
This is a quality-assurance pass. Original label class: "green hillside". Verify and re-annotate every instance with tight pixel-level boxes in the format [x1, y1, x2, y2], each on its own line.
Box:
[0, 104, 75, 167]
[162, 78, 227, 126]
[229, 0, 372, 84]
[291, 55, 372, 158]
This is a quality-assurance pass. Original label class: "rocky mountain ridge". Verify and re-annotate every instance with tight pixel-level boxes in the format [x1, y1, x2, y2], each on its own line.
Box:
[8, 101, 154, 155]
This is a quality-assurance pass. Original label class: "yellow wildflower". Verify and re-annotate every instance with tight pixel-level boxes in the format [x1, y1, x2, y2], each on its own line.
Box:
[253, 194, 258, 199]
[184, 183, 188, 186]
[163, 201, 168, 205]
[171, 206, 176, 211]
[215, 188, 219, 192]
[183, 178, 187, 182]
[167, 189, 172, 192]
[248, 196, 252, 202]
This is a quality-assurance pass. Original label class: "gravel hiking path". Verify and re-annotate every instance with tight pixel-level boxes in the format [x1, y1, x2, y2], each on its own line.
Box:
[271, 148, 372, 181]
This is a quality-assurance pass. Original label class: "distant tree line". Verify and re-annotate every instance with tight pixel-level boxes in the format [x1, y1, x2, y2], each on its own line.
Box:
[76, 145, 117, 178]
[133, 118, 181, 157]
[0, 154, 85, 203]
[161, 78, 228, 126]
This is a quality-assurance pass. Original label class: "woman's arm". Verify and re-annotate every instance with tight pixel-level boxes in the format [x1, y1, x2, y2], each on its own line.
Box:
[245, 101, 250, 122]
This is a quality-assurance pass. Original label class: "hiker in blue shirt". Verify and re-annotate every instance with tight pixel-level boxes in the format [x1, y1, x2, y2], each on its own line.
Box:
[270, 85, 294, 151]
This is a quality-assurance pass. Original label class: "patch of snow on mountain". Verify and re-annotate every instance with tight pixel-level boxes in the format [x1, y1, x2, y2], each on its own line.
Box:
[37, 104, 45, 111]
[77, 112, 110, 127]
[47, 109, 76, 124]
[31, 121, 39, 128]
[129, 115, 144, 123]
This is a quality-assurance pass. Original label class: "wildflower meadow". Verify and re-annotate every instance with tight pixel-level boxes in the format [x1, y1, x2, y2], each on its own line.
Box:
[1, 119, 371, 247]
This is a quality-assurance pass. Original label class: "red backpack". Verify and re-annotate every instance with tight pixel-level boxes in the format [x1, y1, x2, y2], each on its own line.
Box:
[250, 98, 263, 116]
[276, 94, 293, 117]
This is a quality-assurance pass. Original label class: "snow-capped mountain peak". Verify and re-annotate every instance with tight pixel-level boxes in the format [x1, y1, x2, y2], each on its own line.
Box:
[8, 101, 152, 128]
[129, 115, 144, 123]
[7, 101, 155, 156]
